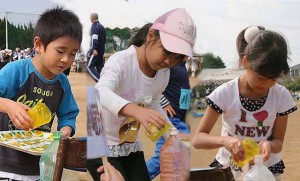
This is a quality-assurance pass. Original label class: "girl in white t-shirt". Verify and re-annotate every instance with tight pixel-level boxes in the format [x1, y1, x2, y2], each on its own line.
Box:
[88, 9, 196, 181]
[192, 26, 297, 181]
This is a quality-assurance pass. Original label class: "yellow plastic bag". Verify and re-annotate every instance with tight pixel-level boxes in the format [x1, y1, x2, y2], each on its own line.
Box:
[27, 102, 51, 129]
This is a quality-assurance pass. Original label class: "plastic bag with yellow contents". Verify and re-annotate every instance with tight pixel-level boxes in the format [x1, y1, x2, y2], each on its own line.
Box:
[27, 101, 51, 129]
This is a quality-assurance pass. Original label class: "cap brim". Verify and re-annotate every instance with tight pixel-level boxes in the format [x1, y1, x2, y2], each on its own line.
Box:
[159, 31, 193, 58]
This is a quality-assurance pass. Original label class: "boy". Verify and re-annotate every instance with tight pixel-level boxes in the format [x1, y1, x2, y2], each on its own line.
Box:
[0, 7, 82, 180]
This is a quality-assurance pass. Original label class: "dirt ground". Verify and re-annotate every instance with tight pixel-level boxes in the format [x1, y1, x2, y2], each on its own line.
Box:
[62, 72, 300, 181]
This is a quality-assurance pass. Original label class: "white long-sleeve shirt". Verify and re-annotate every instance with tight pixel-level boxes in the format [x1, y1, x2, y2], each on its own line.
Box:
[95, 45, 170, 156]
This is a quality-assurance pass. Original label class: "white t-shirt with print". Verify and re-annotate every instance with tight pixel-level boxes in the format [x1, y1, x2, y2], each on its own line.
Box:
[208, 77, 296, 170]
[95, 45, 170, 150]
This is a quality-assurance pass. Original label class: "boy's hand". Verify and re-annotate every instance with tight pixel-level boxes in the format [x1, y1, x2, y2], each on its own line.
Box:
[6, 101, 33, 130]
[163, 104, 176, 118]
[60, 126, 72, 137]
[134, 106, 167, 134]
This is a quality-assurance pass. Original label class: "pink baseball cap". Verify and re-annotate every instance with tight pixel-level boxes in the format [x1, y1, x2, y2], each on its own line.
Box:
[150, 8, 196, 58]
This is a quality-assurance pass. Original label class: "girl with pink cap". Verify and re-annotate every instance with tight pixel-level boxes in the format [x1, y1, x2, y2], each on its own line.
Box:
[88, 8, 196, 181]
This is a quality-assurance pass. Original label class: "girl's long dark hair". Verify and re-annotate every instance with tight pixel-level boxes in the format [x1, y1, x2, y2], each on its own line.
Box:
[236, 26, 290, 78]
[128, 23, 159, 47]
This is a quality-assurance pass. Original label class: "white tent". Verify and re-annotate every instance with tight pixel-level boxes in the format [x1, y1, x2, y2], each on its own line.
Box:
[197, 68, 245, 85]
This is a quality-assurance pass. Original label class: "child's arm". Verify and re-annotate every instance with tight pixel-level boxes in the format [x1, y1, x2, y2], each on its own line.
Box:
[259, 115, 287, 161]
[258, 87, 297, 161]
[160, 95, 176, 117]
[192, 106, 223, 148]
[60, 126, 73, 137]
[192, 106, 245, 162]
[0, 62, 33, 130]
[56, 82, 79, 137]
[0, 97, 33, 130]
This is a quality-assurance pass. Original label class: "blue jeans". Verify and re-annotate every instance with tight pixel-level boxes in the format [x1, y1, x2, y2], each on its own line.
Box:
[146, 117, 190, 180]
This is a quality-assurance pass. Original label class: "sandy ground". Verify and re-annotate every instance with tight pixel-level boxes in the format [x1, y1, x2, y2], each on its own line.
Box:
[62, 72, 300, 181]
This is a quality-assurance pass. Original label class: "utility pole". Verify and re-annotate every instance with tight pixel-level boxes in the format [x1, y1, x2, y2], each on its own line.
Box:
[5, 11, 9, 49]
[1, 11, 39, 50]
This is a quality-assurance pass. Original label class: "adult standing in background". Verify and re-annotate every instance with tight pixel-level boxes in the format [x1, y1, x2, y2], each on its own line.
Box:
[13, 47, 23, 61]
[87, 12, 106, 81]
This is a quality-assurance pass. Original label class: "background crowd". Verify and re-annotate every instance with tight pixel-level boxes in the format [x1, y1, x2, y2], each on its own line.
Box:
[0, 47, 35, 69]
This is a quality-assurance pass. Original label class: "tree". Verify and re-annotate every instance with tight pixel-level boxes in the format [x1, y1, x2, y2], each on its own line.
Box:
[202, 52, 226, 68]
[112, 27, 131, 49]
[0, 18, 34, 50]
[105, 27, 132, 52]
[0, 19, 5, 49]
[284, 76, 300, 92]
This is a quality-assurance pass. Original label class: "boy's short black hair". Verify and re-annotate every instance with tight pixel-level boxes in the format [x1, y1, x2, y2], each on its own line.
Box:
[33, 7, 82, 50]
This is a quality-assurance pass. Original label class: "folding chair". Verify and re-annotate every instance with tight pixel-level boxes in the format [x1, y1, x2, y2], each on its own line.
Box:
[53, 136, 87, 181]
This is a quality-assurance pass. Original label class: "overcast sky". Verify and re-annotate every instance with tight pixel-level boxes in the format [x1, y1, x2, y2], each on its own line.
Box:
[1, 0, 300, 68]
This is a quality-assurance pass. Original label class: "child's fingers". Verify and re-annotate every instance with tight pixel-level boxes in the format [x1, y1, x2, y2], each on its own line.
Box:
[262, 151, 270, 161]
[153, 111, 167, 123]
[98, 164, 110, 181]
[19, 103, 31, 111]
[20, 113, 34, 129]
[150, 118, 167, 130]
[13, 118, 29, 130]
[169, 106, 176, 116]
[11, 117, 24, 130]
[100, 174, 108, 181]
[231, 149, 245, 162]
[230, 143, 245, 162]
[22, 112, 34, 124]
[144, 123, 152, 135]
[97, 166, 104, 172]
[235, 152, 245, 162]
[151, 113, 167, 129]
[15, 113, 32, 130]
[167, 109, 174, 117]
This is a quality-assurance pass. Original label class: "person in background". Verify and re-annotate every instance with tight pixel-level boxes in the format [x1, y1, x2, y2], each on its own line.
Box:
[98, 162, 125, 181]
[88, 8, 196, 181]
[192, 26, 297, 181]
[13, 47, 23, 61]
[0, 50, 9, 70]
[87, 12, 106, 81]
[146, 62, 191, 179]
[0, 7, 82, 180]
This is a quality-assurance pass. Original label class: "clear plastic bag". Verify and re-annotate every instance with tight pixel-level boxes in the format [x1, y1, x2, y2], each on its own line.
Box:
[160, 128, 190, 181]
[243, 155, 275, 181]
[40, 131, 61, 181]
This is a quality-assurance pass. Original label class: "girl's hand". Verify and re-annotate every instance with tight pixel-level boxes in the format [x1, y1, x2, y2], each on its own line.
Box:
[258, 140, 272, 161]
[134, 106, 167, 134]
[60, 126, 72, 137]
[6, 101, 33, 130]
[223, 136, 245, 162]
[163, 104, 176, 118]
[97, 162, 125, 181]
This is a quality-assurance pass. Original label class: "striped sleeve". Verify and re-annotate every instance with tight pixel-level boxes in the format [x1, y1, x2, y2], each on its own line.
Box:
[160, 95, 170, 108]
